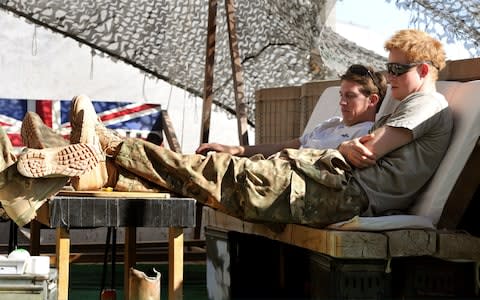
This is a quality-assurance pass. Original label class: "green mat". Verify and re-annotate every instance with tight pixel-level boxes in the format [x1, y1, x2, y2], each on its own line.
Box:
[69, 263, 207, 300]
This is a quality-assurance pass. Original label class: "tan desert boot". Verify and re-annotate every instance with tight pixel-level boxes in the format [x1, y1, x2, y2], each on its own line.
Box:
[16, 143, 104, 178]
[70, 94, 167, 193]
[0, 126, 72, 226]
[21, 111, 68, 149]
[70, 95, 108, 190]
[128, 267, 161, 300]
[0, 165, 68, 227]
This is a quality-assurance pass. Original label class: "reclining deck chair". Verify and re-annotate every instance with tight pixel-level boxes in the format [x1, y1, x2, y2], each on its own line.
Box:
[205, 80, 479, 229]
[203, 79, 480, 298]
[300, 80, 480, 231]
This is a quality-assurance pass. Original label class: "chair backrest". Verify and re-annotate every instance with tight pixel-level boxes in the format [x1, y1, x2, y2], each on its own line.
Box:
[304, 81, 480, 226]
[303, 86, 341, 135]
[410, 81, 480, 225]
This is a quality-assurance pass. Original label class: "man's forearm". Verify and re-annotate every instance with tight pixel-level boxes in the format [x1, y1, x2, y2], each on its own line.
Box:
[241, 138, 301, 157]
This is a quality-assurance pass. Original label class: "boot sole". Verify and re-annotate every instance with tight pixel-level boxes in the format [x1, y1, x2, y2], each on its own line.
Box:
[17, 143, 104, 178]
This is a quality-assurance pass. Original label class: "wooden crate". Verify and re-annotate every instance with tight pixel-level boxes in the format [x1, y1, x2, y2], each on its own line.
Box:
[254, 80, 340, 144]
[255, 86, 301, 144]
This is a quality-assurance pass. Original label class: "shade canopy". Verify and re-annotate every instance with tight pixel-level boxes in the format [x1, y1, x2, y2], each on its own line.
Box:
[0, 0, 476, 124]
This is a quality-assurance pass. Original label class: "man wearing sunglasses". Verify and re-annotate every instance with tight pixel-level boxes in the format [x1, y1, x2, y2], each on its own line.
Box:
[196, 64, 387, 158]
[338, 29, 452, 216]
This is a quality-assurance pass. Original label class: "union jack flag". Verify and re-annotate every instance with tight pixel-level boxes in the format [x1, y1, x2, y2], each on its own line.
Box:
[0, 98, 163, 149]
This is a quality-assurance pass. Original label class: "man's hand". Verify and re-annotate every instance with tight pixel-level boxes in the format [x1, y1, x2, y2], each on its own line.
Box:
[338, 134, 376, 168]
[339, 126, 413, 168]
[196, 143, 243, 155]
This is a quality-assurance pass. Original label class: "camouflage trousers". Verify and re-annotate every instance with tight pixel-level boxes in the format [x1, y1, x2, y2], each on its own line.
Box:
[115, 138, 369, 227]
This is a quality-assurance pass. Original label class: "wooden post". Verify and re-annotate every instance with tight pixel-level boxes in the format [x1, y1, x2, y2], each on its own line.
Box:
[168, 227, 184, 300]
[29, 219, 41, 256]
[225, 0, 249, 146]
[160, 110, 182, 153]
[56, 227, 70, 300]
[200, 0, 217, 144]
[196, 0, 219, 241]
[161, 109, 208, 242]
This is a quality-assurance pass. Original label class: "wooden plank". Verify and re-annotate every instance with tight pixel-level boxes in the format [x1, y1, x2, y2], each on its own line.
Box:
[439, 58, 480, 81]
[57, 190, 170, 198]
[168, 227, 184, 300]
[385, 230, 436, 257]
[225, 0, 249, 145]
[56, 227, 70, 300]
[436, 232, 480, 261]
[291, 226, 387, 258]
[200, 0, 217, 144]
[124, 227, 136, 300]
[203, 207, 387, 259]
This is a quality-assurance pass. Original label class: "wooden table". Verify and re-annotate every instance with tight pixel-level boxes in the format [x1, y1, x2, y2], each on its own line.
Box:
[31, 192, 196, 300]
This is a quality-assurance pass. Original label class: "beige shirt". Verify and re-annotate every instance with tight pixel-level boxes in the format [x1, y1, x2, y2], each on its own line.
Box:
[353, 91, 453, 215]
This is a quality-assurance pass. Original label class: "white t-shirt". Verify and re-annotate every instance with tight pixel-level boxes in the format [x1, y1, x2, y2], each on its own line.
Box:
[299, 117, 373, 150]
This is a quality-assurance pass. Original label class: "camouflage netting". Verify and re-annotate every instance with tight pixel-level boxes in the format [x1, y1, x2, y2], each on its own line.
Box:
[390, 0, 480, 57]
[0, 0, 477, 124]
[0, 0, 388, 124]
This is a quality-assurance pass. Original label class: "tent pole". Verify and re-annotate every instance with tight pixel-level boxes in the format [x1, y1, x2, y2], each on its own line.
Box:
[225, 0, 249, 146]
[200, 0, 217, 144]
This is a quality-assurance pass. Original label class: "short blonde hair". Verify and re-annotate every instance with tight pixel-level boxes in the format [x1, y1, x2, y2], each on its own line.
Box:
[384, 29, 446, 80]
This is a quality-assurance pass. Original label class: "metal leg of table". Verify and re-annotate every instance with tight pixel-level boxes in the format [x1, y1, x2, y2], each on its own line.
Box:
[124, 227, 136, 300]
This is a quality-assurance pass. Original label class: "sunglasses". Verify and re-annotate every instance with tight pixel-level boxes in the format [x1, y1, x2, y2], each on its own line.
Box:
[386, 60, 439, 77]
[385, 62, 422, 76]
[347, 64, 382, 95]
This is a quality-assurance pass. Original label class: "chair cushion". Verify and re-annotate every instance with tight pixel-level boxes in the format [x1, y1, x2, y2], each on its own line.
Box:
[327, 215, 435, 231]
